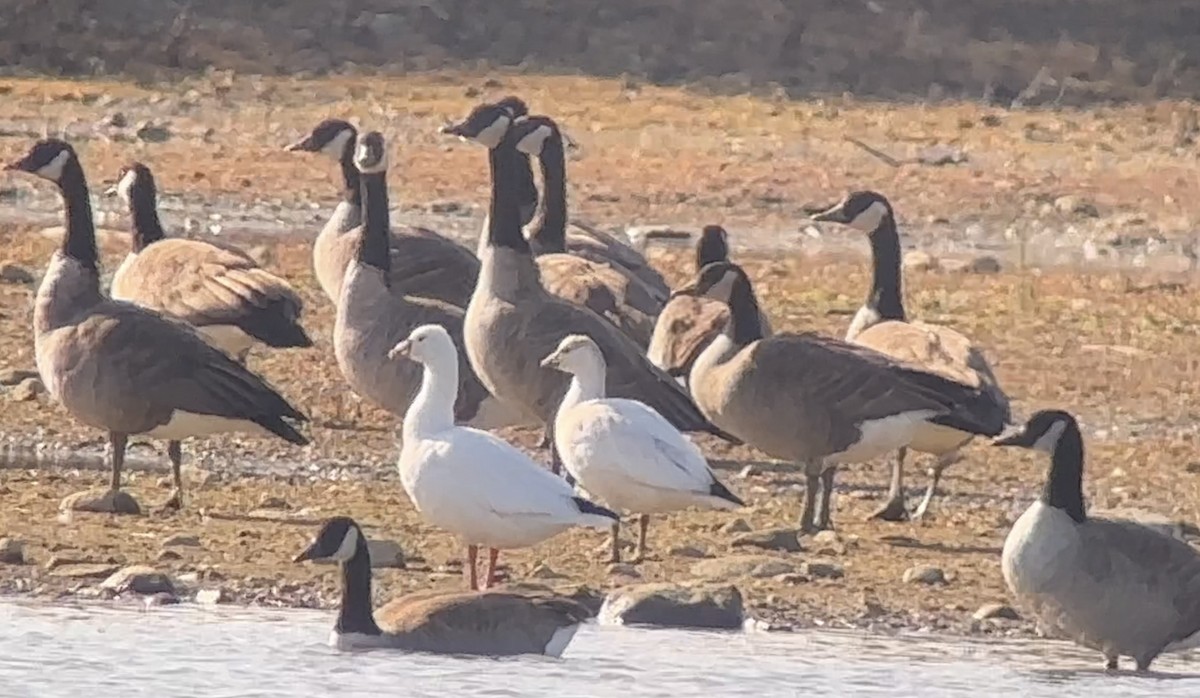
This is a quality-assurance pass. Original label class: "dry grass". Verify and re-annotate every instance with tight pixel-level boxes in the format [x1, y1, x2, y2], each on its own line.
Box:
[2, 73, 1200, 630]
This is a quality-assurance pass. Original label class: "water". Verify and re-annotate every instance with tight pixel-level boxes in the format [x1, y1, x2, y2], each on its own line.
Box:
[1, 601, 1197, 697]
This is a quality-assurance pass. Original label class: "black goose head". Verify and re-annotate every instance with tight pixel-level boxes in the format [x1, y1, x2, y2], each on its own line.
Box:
[285, 118, 357, 160]
[352, 131, 388, 175]
[993, 410, 1077, 454]
[294, 516, 366, 564]
[107, 161, 155, 204]
[812, 190, 894, 233]
[696, 225, 730, 268]
[5, 138, 78, 184]
[440, 98, 525, 148]
[672, 259, 747, 304]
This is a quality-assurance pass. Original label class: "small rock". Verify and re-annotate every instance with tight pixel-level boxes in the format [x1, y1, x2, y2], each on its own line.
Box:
[0, 262, 35, 285]
[719, 518, 752, 534]
[529, 563, 565, 579]
[0, 368, 37, 386]
[903, 565, 947, 585]
[968, 255, 1002, 274]
[60, 489, 141, 515]
[366, 539, 406, 569]
[973, 603, 1021, 621]
[144, 591, 181, 607]
[50, 563, 119, 579]
[599, 583, 744, 629]
[902, 250, 938, 272]
[1054, 195, 1100, 218]
[156, 549, 183, 562]
[667, 545, 708, 558]
[730, 527, 803, 553]
[256, 494, 289, 509]
[773, 573, 810, 585]
[0, 538, 25, 564]
[691, 555, 795, 581]
[607, 563, 641, 578]
[101, 565, 176, 595]
[427, 200, 464, 214]
[800, 560, 845, 579]
[810, 530, 847, 555]
[9, 377, 43, 401]
[195, 588, 230, 605]
[161, 533, 201, 548]
[135, 122, 172, 143]
[104, 112, 128, 128]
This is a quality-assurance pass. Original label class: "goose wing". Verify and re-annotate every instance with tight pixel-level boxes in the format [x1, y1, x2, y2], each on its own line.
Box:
[385, 228, 480, 307]
[647, 296, 729, 376]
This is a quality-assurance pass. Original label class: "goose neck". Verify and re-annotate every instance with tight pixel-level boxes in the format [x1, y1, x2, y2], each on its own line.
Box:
[403, 359, 459, 442]
[339, 145, 362, 208]
[866, 218, 906, 321]
[335, 543, 383, 637]
[726, 276, 766, 346]
[57, 158, 100, 270]
[128, 183, 165, 252]
[529, 142, 567, 254]
[1041, 421, 1087, 523]
[358, 170, 391, 275]
[564, 359, 607, 407]
[485, 145, 533, 254]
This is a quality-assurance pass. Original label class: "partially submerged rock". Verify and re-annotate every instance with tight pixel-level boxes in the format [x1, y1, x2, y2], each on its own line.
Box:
[599, 583, 744, 629]
[101, 565, 176, 595]
[0, 538, 25, 565]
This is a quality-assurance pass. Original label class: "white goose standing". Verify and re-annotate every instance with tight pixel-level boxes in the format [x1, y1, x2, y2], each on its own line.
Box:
[542, 334, 744, 562]
[390, 324, 618, 590]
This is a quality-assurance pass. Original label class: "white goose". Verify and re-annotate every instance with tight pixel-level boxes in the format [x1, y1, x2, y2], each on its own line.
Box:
[542, 334, 744, 562]
[390, 324, 618, 590]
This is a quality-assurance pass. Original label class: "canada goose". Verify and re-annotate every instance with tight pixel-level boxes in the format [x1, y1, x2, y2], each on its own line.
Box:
[812, 191, 1011, 521]
[335, 131, 529, 430]
[390, 324, 618, 590]
[443, 99, 669, 300]
[513, 115, 663, 347]
[994, 410, 1200, 672]
[648, 225, 772, 384]
[285, 118, 482, 307]
[450, 110, 736, 474]
[675, 260, 1003, 531]
[6, 139, 308, 513]
[107, 161, 312, 362]
[542, 334, 743, 562]
[295, 516, 591, 656]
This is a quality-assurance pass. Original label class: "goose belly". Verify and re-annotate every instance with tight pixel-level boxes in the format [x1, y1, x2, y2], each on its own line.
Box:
[313, 221, 359, 303]
[144, 411, 271, 440]
[905, 422, 975, 456]
[1002, 502, 1080, 598]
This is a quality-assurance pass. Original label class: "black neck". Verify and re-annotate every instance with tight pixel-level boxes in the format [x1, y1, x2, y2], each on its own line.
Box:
[529, 140, 567, 253]
[866, 218, 906, 321]
[58, 159, 100, 268]
[697, 234, 728, 270]
[339, 144, 362, 208]
[486, 145, 533, 254]
[335, 542, 383, 636]
[358, 170, 391, 276]
[725, 275, 766, 346]
[128, 183, 165, 252]
[1040, 422, 1087, 523]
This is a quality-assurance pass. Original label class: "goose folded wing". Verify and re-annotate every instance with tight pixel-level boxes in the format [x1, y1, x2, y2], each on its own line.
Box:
[647, 297, 728, 376]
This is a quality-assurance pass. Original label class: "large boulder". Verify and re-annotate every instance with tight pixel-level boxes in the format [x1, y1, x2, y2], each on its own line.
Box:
[598, 583, 744, 629]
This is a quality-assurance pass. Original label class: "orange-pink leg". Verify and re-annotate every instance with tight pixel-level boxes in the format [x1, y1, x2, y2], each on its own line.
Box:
[484, 548, 501, 588]
[466, 544, 479, 590]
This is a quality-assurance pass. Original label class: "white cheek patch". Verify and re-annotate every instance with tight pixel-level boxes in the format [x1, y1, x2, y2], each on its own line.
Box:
[1032, 420, 1067, 455]
[116, 168, 137, 204]
[849, 200, 889, 233]
[322, 129, 354, 160]
[35, 150, 72, 182]
[331, 525, 360, 563]
[474, 115, 511, 149]
[515, 124, 553, 155]
[708, 271, 738, 302]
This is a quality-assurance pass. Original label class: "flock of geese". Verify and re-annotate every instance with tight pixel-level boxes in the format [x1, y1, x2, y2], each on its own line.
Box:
[5, 96, 1200, 671]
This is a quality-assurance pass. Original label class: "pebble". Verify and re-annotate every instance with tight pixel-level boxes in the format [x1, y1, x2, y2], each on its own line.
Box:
[162, 533, 202, 548]
[729, 528, 803, 553]
[810, 530, 847, 555]
[8, 377, 44, 402]
[155, 549, 183, 562]
[902, 250, 938, 272]
[667, 545, 709, 559]
[903, 565, 947, 585]
[0, 368, 37, 386]
[1054, 195, 1100, 218]
[144, 591, 181, 607]
[101, 565, 176, 595]
[195, 588, 230, 605]
[49, 563, 120, 579]
[256, 494, 289, 509]
[973, 603, 1021, 621]
[529, 563, 565, 579]
[607, 563, 641, 578]
[719, 518, 752, 534]
[0, 262, 35, 285]
[691, 555, 796, 581]
[800, 560, 845, 580]
[136, 122, 172, 143]
[0, 538, 25, 564]
[773, 573, 810, 585]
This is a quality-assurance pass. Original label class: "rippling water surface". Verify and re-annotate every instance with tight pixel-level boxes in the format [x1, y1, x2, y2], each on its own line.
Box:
[1, 601, 1198, 697]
